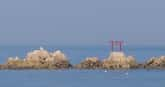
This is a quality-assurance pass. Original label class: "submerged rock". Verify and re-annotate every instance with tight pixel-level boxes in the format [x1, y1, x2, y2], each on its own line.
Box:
[75, 57, 102, 69]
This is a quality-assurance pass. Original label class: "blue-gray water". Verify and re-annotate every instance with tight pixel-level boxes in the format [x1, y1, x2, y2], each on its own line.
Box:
[0, 45, 165, 87]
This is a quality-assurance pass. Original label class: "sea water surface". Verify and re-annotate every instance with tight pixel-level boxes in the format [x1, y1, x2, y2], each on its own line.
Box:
[0, 45, 165, 87]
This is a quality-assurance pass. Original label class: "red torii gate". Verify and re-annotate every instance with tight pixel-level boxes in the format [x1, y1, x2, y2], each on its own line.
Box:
[110, 40, 124, 52]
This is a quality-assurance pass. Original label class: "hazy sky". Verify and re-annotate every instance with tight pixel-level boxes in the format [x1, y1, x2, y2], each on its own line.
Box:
[0, 0, 165, 46]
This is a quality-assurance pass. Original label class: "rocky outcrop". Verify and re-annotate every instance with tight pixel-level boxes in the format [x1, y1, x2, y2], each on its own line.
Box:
[102, 52, 137, 69]
[6, 57, 24, 69]
[75, 52, 138, 70]
[6, 47, 165, 70]
[5, 47, 71, 69]
[145, 56, 165, 69]
[47, 50, 72, 69]
[3, 51, 138, 70]
[75, 57, 102, 69]
[126, 56, 138, 68]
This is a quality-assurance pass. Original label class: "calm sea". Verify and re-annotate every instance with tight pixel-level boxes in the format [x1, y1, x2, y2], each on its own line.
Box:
[0, 45, 165, 87]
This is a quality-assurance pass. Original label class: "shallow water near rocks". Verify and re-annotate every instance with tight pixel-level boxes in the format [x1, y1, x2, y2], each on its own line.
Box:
[0, 45, 165, 87]
[0, 70, 165, 87]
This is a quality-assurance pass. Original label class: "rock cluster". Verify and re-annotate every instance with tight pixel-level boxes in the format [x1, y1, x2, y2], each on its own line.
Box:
[75, 52, 137, 70]
[102, 52, 137, 69]
[2, 47, 165, 70]
[145, 56, 165, 69]
[75, 57, 102, 69]
[5, 47, 71, 69]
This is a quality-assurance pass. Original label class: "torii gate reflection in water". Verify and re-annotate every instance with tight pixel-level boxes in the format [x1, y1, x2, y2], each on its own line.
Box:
[110, 40, 124, 52]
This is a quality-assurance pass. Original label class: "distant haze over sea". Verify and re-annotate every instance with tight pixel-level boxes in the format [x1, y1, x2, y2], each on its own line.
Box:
[0, 0, 165, 46]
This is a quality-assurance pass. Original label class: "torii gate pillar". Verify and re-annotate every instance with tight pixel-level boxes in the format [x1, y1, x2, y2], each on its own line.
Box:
[110, 40, 124, 52]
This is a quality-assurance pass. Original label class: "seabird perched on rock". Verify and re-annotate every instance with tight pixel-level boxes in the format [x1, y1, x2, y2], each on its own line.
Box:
[40, 46, 44, 51]
[15, 56, 19, 60]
